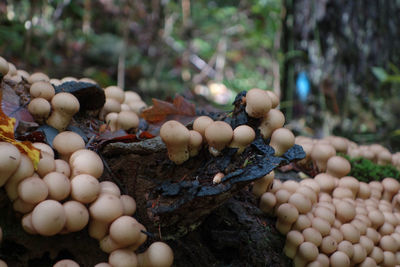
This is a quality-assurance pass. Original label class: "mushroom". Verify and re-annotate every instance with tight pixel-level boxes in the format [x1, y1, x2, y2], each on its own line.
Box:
[228, 125, 255, 154]
[31, 200, 66, 236]
[359, 236, 374, 255]
[70, 174, 100, 204]
[18, 177, 48, 204]
[109, 216, 143, 246]
[335, 200, 356, 223]
[124, 91, 142, 103]
[292, 214, 312, 231]
[382, 251, 397, 267]
[258, 109, 285, 140]
[127, 100, 147, 114]
[21, 212, 37, 234]
[259, 192, 276, 214]
[5, 154, 34, 201]
[120, 195, 136, 216]
[311, 217, 331, 237]
[88, 219, 109, 241]
[105, 85, 125, 103]
[314, 173, 336, 194]
[302, 228, 323, 247]
[53, 259, 80, 267]
[105, 112, 119, 131]
[245, 88, 272, 118]
[340, 223, 360, 244]
[28, 72, 50, 83]
[137, 242, 174, 267]
[276, 203, 299, 234]
[330, 251, 350, 267]
[54, 159, 71, 177]
[94, 263, 112, 267]
[28, 98, 51, 124]
[108, 249, 138, 267]
[29, 81, 55, 101]
[266, 90, 279, 108]
[204, 121, 233, 156]
[13, 198, 35, 214]
[293, 241, 319, 267]
[369, 246, 384, 264]
[252, 171, 275, 197]
[288, 193, 312, 214]
[351, 243, 367, 265]
[0, 56, 9, 77]
[79, 77, 97, 84]
[320, 236, 337, 255]
[47, 92, 80, 131]
[100, 235, 123, 253]
[310, 143, 336, 172]
[160, 120, 191, 164]
[63, 200, 89, 232]
[337, 240, 354, 259]
[69, 149, 104, 179]
[53, 131, 85, 161]
[0, 142, 21, 187]
[89, 194, 124, 223]
[368, 210, 385, 229]
[42, 172, 71, 201]
[269, 128, 295, 156]
[380, 235, 398, 252]
[193, 116, 213, 139]
[188, 130, 203, 157]
[326, 156, 351, 178]
[36, 152, 56, 178]
[117, 110, 139, 131]
[377, 150, 392, 165]
[61, 76, 78, 83]
[100, 181, 121, 197]
[381, 177, 400, 202]
[284, 230, 304, 259]
[99, 98, 121, 120]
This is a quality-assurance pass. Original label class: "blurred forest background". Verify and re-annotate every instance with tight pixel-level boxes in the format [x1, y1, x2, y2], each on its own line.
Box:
[0, 0, 399, 150]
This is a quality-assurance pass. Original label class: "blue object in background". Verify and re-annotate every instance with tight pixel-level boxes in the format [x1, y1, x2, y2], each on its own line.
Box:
[296, 71, 310, 102]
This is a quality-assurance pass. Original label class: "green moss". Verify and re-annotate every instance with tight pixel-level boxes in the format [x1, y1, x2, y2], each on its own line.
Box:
[341, 154, 400, 182]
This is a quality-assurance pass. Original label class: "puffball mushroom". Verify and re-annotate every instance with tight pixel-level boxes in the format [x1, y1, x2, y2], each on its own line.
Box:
[325, 156, 351, 178]
[53, 259, 80, 267]
[228, 125, 255, 154]
[46, 92, 80, 131]
[69, 149, 104, 179]
[0, 260, 6, 267]
[259, 192, 276, 214]
[269, 128, 295, 156]
[284, 230, 304, 259]
[310, 143, 336, 172]
[137, 242, 174, 267]
[89, 219, 109, 241]
[53, 131, 85, 161]
[258, 109, 285, 139]
[377, 150, 392, 165]
[105, 112, 119, 131]
[276, 203, 299, 234]
[89, 194, 124, 223]
[100, 235, 123, 253]
[117, 110, 139, 131]
[340, 223, 360, 244]
[43, 172, 71, 201]
[0, 56, 9, 77]
[188, 130, 203, 157]
[5, 154, 34, 201]
[29, 81, 55, 101]
[109, 249, 138, 267]
[288, 193, 312, 214]
[105, 85, 125, 103]
[303, 228, 323, 247]
[109, 216, 143, 246]
[293, 241, 319, 267]
[54, 159, 71, 177]
[124, 91, 142, 103]
[99, 98, 121, 120]
[36, 152, 56, 178]
[70, 174, 100, 204]
[314, 173, 336, 194]
[252, 171, 275, 197]
[22, 213, 37, 235]
[63, 200, 89, 232]
[266, 90, 279, 108]
[100, 181, 121, 197]
[381, 177, 400, 202]
[28, 98, 51, 123]
[245, 88, 272, 118]
[120, 195, 137, 216]
[13, 198, 35, 214]
[204, 121, 233, 156]
[0, 142, 21, 186]
[18, 177, 49, 204]
[160, 120, 191, 164]
[330, 251, 350, 267]
[31, 200, 66, 236]
[193, 116, 213, 139]
[28, 72, 50, 83]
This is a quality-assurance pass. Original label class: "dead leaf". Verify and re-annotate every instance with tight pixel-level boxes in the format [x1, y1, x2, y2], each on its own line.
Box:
[0, 91, 40, 169]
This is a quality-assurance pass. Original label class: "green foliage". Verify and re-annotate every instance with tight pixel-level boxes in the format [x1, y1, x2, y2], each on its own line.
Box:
[341, 154, 400, 183]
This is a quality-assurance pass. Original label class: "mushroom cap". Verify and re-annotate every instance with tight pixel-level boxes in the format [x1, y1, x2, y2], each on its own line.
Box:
[18, 177, 48, 204]
[382, 177, 400, 195]
[288, 193, 312, 214]
[245, 88, 272, 118]
[117, 110, 139, 131]
[69, 149, 104, 179]
[310, 143, 336, 171]
[0, 56, 9, 76]
[259, 192, 276, 214]
[54, 159, 71, 177]
[108, 249, 138, 267]
[28, 72, 50, 83]
[109, 216, 142, 246]
[99, 181, 121, 197]
[127, 100, 147, 114]
[29, 81, 55, 100]
[101, 98, 121, 117]
[144, 242, 174, 267]
[53, 259, 80, 267]
[53, 131, 85, 158]
[314, 173, 336, 193]
[328, 136, 348, 154]
[258, 109, 285, 139]
[266, 90, 279, 108]
[340, 223, 360, 243]
[269, 128, 295, 156]
[193, 116, 213, 138]
[160, 120, 190, 146]
[298, 241, 319, 262]
[61, 76, 78, 83]
[120, 195, 136, 216]
[303, 227, 323, 247]
[326, 156, 351, 178]
[320, 235, 337, 254]
[124, 91, 142, 103]
[276, 203, 299, 224]
[377, 150, 392, 165]
[89, 194, 124, 223]
[31, 200, 66, 236]
[63, 200, 89, 232]
[337, 240, 354, 258]
[205, 121, 233, 151]
[188, 130, 203, 157]
[105, 85, 125, 103]
[330, 251, 350, 267]
[32, 142, 54, 157]
[0, 142, 22, 186]
[28, 98, 51, 120]
[42, 172, 71, 201]
[51, 92, 80, 114]
[79, 77, 97, 84]
[229, 125, 255, 153]
[70, 174, 100, 204]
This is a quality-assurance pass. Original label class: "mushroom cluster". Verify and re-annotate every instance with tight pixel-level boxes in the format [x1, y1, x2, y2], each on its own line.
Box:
[256, 156, 400, 266]
[160, 88, 294, 165]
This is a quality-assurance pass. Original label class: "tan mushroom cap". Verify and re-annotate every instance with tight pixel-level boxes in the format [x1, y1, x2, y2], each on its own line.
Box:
[245, 88, 272, 118]
[117, 110, 139, 131]
[0, 142, 21, 187]
[28, 72, 50, 83]
[53, 131, 85, 161]
[205, 121, 233, 155]
[31, 200, 66, 236]
[18, 177, 49, 204]
[314, 173, 336, 194]
[42, 172, 71, 201]
[63, 200, 89, 232]
[377, 150, 392, 165]
[109, 249, 138, 267]
[0, 56, 9, 76]
[160, 120, 191, 164]
[46, 92, 80, 131]
[4, 153, 34, 201]
[69, 149, 104, 179]
[79, 77, 97, 84]
[266, 90, 279, 108]
[284, 230, 304, 259]
[269, 128, 295, 156]
[99, 98, 121, 120]
[188, 130, 203, 157]
[105, 85, 125, 103]
[28, 98, 51, 122]
[193, 116, 214, 139]
[381, 177, 400, 202]
[7, 62, 17, 76]
[326, 156, 351, 178]
[258, 109, 285, 139]
[53, 259, 80, 267]
[139, 242, 174, 267]
[29, 81, 55, 100]
[229, 125, 255, 154]
[124, 91, 142, 103]
[89, 193, 124, 223]
[310, 143, 336, 172]
[127, 100, 147, 114]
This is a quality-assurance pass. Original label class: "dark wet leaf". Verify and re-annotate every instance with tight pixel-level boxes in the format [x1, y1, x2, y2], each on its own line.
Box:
[55, 81, 105, 110]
